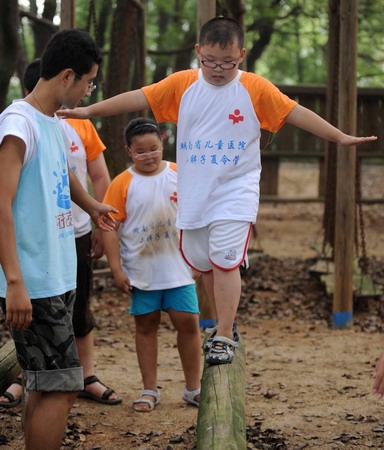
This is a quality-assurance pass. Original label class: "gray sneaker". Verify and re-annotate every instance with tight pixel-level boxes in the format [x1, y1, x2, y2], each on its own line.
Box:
[203, 325, 239, 353]
[205, 335, 240, 365]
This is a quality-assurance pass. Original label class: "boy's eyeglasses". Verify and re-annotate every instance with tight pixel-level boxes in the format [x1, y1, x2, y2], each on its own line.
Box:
[131, 150, 162, 160]
[200, 55, 241, 70]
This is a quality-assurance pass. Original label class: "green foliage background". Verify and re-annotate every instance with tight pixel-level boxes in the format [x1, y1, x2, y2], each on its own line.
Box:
[9, 0, 384, 107]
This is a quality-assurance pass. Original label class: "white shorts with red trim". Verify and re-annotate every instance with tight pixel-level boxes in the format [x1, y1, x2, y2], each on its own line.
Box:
[180, 221, 252, 273]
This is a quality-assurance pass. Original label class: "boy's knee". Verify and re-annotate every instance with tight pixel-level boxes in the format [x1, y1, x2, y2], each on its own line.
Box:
[174, 317, 200, 334]
[135, 318, 160, 335]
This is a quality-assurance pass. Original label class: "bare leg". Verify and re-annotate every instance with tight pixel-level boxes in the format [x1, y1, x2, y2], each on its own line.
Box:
[201, 270, 217, 326]
[134, 311, 161, 411]
[24, 390, 78, 450]
[76, 332, 119, 401]
[204, 267, 241, 339]
[168, 309, 201, 401]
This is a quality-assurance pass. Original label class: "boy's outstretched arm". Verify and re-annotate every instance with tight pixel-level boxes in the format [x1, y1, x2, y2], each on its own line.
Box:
[68, 167, 117, 232]
[58, 89, 150, 119]
[285, 104, 377, 146]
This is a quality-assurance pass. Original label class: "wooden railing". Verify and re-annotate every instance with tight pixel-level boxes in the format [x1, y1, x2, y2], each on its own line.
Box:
[260, 84, 384, 200]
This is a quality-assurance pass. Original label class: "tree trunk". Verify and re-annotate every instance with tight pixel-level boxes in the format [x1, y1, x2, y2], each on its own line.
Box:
[31, 0, 57, 57]
[152, 8, 172, 84]
[0, 0, 20, 112]
[96, 0, 110, 49]
[246, 18, 274, 73]
[101, 0, 146, 178]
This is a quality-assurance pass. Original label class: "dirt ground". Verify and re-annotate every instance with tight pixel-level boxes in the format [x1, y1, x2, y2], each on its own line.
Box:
[1, 164, 384, 449]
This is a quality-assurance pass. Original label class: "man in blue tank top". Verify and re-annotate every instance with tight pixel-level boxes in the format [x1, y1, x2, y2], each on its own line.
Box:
[0, 29, 116, 449]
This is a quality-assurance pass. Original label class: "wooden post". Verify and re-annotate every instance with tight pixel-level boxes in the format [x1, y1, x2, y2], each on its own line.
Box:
[60, 0, 76, 30]
[197, 336, 246, 450]
[0, 341, 20, 395]
[333, 0, 358, 329]
[323, 0, 340, 198]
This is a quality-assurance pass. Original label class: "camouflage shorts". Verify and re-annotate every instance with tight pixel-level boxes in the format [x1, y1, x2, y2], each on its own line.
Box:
[0, 290, 83, 392]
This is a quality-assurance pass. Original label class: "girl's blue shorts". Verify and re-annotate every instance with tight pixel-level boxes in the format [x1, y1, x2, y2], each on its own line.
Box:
[130, 284, 199, 315]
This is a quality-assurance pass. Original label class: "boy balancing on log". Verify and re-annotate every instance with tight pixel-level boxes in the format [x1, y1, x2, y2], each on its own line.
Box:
[58, 17, 376, 365]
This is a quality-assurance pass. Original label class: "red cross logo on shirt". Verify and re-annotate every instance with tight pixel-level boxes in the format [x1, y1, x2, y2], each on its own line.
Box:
[70, 141, 79, 152]
[228, 109, 244, 124]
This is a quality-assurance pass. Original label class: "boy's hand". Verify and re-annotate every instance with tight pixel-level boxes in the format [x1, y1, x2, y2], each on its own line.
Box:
[6, 282, 32, 330]
[373, 353, 384, 398]
[113, 270, 132, 295]
[338, 134, 377, 147]
[89, 203, 118, 232]
[57, 106, 90, 120]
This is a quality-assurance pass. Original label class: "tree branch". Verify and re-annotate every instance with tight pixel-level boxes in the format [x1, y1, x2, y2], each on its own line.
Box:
[19, 9, 57, 31]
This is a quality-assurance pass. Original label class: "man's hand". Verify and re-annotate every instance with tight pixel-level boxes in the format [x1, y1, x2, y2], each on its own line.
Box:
[372, 353, 384, 398]
[6, 282, 32, 330]
[91, 228, 105, 259]
[89, 203, 118, 232]
[113, 270, 132, 295]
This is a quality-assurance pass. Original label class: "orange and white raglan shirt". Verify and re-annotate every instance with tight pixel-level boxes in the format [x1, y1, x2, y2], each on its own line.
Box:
[103, 162, 195, 291]
[60, 118, 106, 238]
[142, 69, 297, 230]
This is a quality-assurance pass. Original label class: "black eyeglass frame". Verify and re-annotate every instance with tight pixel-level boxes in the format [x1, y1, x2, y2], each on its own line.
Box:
[200, 55, 241, 71]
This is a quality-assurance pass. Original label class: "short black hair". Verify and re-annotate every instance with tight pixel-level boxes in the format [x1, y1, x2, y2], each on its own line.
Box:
[23, 58, 41, 93]
[41, 29, 102, 80]
[199, 17, 244, 49]
[124, 118, 161, 147]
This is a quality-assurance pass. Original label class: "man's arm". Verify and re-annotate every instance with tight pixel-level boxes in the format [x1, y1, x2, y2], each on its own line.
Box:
[87, 153, 111, 258]
[68, 167, 116, 232]
[58, 89, 150, 119]
[285, 104, 377, 146]
[0, 136, 32, 330]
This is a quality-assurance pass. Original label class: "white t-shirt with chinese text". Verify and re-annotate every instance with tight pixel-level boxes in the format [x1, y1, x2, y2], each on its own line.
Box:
[143, 69, 297, 229]
[103, 162, 194, 290]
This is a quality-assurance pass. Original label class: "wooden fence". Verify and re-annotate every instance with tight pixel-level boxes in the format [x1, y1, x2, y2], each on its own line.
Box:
[260, 85, 384, 200]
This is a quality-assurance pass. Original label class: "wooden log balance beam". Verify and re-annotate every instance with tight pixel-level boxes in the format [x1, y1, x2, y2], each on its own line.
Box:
[0, 340, 20, 394]
[197, 334, 246, 450]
